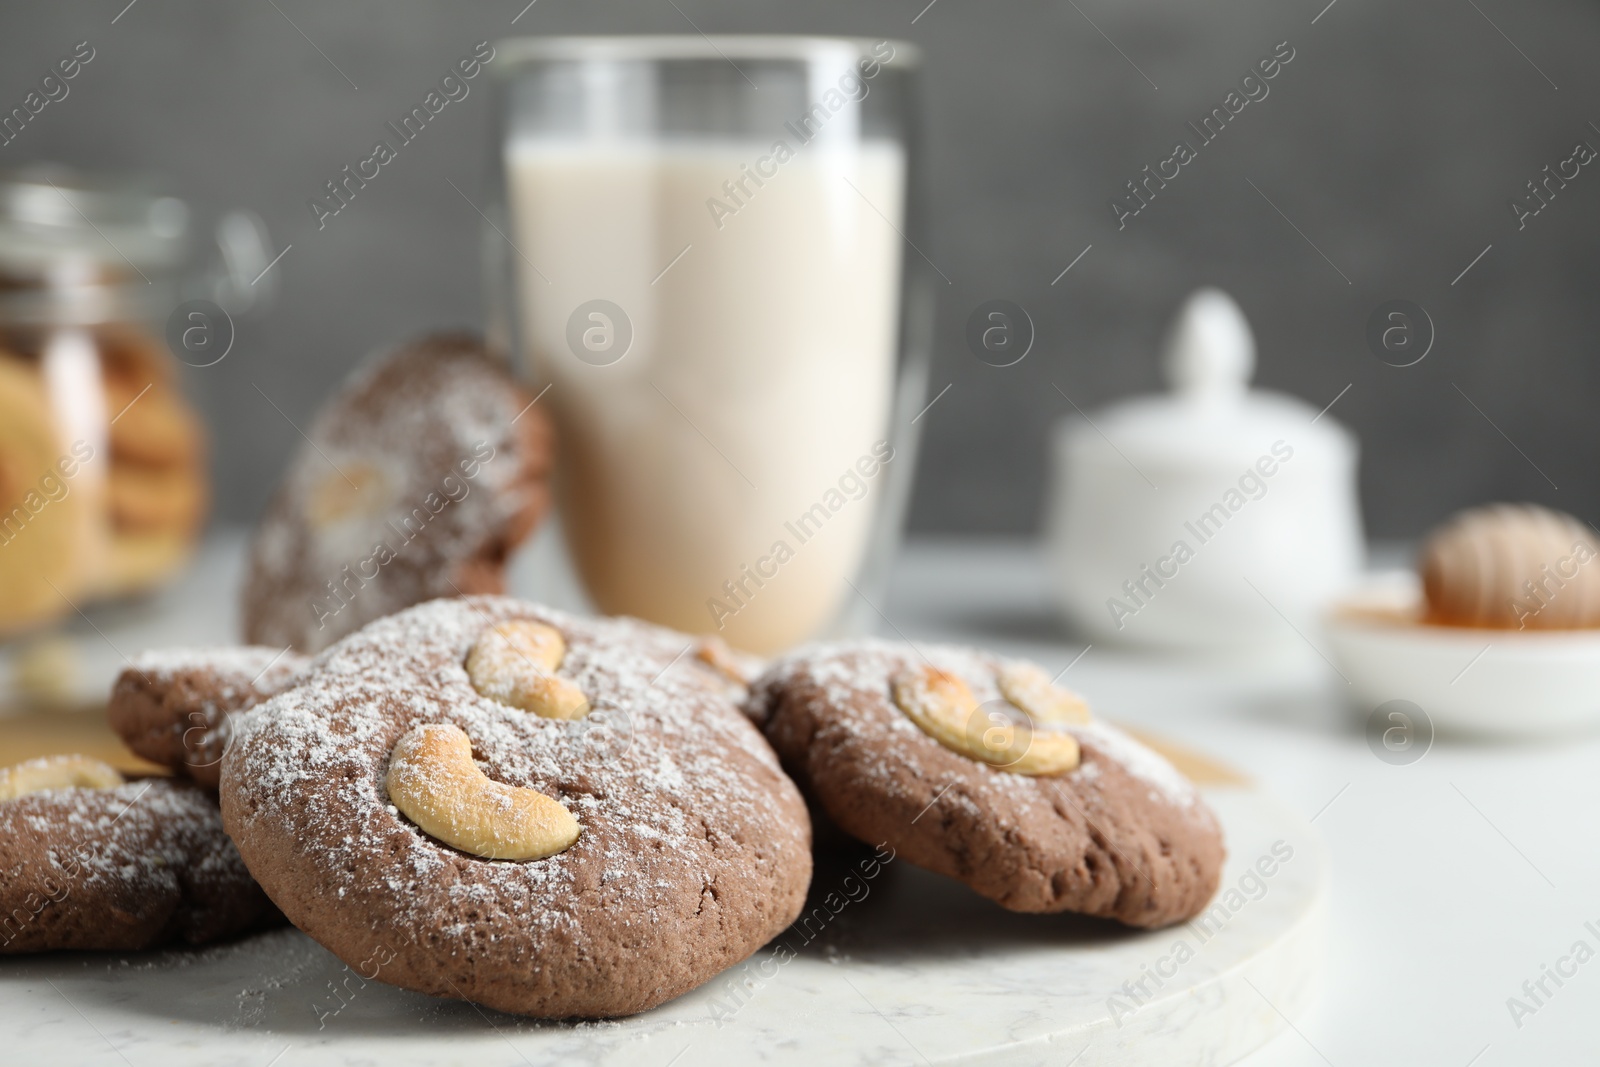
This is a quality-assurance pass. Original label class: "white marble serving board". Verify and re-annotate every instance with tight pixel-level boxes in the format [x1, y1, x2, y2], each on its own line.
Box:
[1, 784, 1324, 1067]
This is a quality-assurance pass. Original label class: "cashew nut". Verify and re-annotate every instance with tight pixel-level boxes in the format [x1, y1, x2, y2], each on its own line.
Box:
[997, 661, 1091, 726]
[307, 461, 392, 529]
[891, 665, 1081, 776]
[386, 723, 579, 861]
[0, 755, 126, 801]
[466, 620, 590, 720]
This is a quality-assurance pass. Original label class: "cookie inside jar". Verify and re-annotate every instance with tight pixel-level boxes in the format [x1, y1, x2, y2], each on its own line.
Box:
[0, 168, 240, 636]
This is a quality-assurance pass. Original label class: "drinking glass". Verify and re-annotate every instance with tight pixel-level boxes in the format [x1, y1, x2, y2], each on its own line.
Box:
[488, 36, 930, 654]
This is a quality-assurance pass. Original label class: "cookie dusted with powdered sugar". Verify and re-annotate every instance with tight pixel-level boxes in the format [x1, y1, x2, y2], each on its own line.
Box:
[749, 640, 1224, 928]
[109, 646, 309, 788]
[0, 757, 280, 952]
[242, 333, 553, 654]
[221, 597, 812, 1019]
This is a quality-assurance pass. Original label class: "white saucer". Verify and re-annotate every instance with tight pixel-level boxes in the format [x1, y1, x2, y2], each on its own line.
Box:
[1325, 572, 1600, 738]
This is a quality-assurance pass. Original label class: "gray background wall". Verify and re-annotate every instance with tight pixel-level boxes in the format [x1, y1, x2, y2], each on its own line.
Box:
[2, 0, 1596, 538]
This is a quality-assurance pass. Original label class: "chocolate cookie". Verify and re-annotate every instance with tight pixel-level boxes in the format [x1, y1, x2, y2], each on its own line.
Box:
[242, 333, 553, 654]
[109, 647, 310, 788]
[0, 756, 279, 952]
[750, 640, 1224, 928]
[221, 597, 812, 1018]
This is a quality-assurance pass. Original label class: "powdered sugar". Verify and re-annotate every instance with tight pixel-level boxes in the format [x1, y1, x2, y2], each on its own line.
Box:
[128, 646, 308, 698]
[0, 776, 271, 949]
[1070, 720, 1198, 810]
[19, 779, 208, 882]
[750, 637, 1199, 809]
[242, 335, 551, 655]
[224, 597, 809, 990]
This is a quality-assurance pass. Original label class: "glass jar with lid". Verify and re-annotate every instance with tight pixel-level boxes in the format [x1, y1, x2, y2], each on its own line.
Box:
[0, 166, 272, 637]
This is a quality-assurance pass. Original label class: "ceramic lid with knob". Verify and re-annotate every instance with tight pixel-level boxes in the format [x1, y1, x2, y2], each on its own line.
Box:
[1084, 287, 1357, 471]
[1045, 287, 1365, 660]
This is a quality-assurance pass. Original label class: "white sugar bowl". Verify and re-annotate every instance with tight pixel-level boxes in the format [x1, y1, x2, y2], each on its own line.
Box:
[1044, 288, 1364, 655]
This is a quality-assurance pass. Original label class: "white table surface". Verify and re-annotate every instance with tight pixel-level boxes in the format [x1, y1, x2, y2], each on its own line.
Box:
[886, 540, 1600, 1067]
[6, 532, 1597, 1066]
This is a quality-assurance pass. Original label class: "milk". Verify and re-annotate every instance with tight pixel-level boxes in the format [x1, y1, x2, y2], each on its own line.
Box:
[506, 139, 905, 653]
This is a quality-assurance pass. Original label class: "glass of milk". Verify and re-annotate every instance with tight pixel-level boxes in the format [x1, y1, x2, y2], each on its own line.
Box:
[488, 36, 929, 654]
